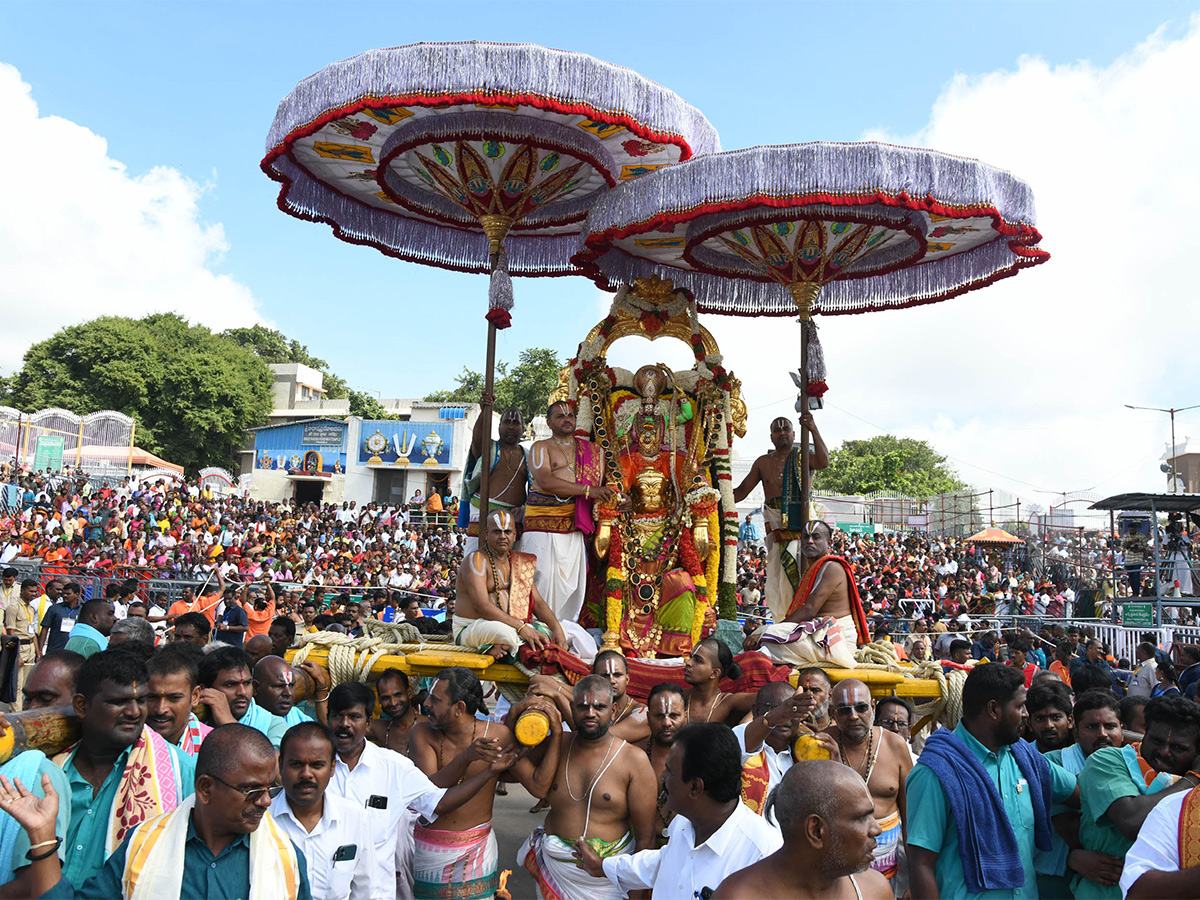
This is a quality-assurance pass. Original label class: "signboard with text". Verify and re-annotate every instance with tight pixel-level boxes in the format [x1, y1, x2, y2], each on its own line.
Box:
[1121, 603, 1154, 628]
[301, 423, 344, 446]
[32, 435, 64, 473]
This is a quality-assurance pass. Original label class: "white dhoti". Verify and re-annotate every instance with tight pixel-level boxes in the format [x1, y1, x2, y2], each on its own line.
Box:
[453, 615, 527, 653]
[752, 613, 858, 669]
[521, 530, 587, 623]
[762, 506, 800, 623]
[519, 827, 629, 900]
[452, 616, 595, 661]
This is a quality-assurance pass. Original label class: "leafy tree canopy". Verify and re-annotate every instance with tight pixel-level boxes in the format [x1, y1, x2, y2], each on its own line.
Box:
[220, 324, 348, 399]
[2, 314, 272, 474]
[424, 348, 563, 423]
[348, 390, 396, 420]
[813, 434, 967, 498]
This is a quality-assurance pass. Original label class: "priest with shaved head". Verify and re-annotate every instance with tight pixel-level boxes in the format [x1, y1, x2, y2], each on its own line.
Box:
[453, 509, 567, 660]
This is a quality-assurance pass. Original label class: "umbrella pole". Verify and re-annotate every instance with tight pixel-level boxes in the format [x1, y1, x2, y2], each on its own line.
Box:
[788, 282, 820, 575]
[799, 317, 812, 566]
[477, 217, 513, 529]
[479, 319, 497, 525]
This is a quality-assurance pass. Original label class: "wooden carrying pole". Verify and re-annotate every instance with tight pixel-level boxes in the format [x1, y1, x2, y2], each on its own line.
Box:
[0, 666, 318, 765]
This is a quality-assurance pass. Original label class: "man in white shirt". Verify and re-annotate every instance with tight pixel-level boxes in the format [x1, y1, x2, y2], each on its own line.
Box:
[1128, 642, 1159, 698]
[271, 721, 380, 900]
[575, 723, 782, 899]
[733, 682, 801, 823]
[1121, 787, 1200, 898]
[326, 682, 514, 900]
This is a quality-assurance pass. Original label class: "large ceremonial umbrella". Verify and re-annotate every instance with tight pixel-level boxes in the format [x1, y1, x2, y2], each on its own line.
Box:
[574, 142, 1049, 538]
[262, 41, 719, 514]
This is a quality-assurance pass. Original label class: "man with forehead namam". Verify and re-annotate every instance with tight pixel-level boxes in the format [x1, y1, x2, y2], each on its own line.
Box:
[454, 509, 567, 659]
[743, 519, 869, 669]
[517, 674, 657, 900]
[529, 650, 650, 744]
[524, 401, 615, 624]
[733, 414, 828, 622]
[458, 401, 529, 557]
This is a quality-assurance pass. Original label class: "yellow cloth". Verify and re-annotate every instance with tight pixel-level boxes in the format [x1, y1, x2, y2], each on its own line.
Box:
[123, 795, 299, 900]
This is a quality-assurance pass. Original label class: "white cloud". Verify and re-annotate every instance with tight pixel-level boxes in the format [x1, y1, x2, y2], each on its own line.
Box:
[711, 17, 1200, 515]
[0, 62, 262, 375]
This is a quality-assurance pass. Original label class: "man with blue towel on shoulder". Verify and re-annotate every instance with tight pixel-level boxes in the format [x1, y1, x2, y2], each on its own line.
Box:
[907, 663, 1080, 899]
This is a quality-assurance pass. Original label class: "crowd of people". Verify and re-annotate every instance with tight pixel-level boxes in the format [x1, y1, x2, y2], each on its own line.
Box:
[738, 524, 1200, 627]
[0, 467, 466, 600]
[3, 463, 1200, 898]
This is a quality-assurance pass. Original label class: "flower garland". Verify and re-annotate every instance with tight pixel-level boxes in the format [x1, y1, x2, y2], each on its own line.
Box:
[604, 526, 624, 638]
[678, 524, 707, 645]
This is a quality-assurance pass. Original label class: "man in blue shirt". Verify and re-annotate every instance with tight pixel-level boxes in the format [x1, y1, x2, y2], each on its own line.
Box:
[907, 662, 1079, 899]
[0, 724, 313, 899]
[215, 591, 248, 647]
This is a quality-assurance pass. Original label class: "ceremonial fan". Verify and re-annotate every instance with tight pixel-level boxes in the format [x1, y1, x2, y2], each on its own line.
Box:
[262, 41, 719, 515]
[573, 142, 1049, 535]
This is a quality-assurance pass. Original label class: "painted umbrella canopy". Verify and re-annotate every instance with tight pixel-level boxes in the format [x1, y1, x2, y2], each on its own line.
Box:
[261, 41, 719, 516]
[261, 41, 720, 287]
[573, 141, 1049, 540]
[573, 141, 1048, 316]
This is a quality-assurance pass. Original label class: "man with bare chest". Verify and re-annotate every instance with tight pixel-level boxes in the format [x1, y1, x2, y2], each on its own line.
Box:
[524, 402, 614, 623]
[682, 637, 757, 727]
[822, 679, 912, 887]
[528, 650, 651, 745]
[368, 668, 426, 756]
[743, 521, 868, 669]
[644, 682, 687, 846]
[733, 414, 828, 622]
[453, 510, 567, 659]
[459, 402, 529, 556]
[712, 761, 892, 900]
[519, 675, 657, 900]
[409, 667, 544, 900]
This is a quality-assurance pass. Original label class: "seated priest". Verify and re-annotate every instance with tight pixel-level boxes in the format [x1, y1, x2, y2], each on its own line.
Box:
[453, 509, 567, 660]
[742, 520, 868, 669]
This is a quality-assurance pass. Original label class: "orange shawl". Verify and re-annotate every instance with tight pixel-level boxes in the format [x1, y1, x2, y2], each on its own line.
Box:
[785, 554, 870, 646]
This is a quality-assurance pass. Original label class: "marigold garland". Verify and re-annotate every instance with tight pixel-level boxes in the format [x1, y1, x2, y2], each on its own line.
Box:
[605, 526, 624, 637]
[678, 524, 707, 645]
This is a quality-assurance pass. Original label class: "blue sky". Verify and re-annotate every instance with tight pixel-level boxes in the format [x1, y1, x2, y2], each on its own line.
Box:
[2, 1, 1198, 507]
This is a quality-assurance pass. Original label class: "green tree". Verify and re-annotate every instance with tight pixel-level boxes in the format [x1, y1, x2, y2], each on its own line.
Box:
[813, 434, 967, 497]
[424, 366, 491, 407]
[423, 348, 562, 422]
[220, 324, 348, 399]
[348, 389, 394, 420]
[2, 314, 272, 473]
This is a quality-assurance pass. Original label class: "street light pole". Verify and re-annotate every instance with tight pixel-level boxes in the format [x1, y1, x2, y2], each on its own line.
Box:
[1124, 403, 1200, 493]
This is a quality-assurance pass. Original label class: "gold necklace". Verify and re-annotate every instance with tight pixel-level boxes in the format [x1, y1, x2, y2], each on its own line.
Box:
[838, 726, 876, 781]
[689, 691, 724, 724]
[613, 696, 634, 724]
[437, 720, 479, 786]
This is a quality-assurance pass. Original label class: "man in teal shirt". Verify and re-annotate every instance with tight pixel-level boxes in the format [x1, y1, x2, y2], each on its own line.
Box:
[1074, 695, 1200, 899]
[58, 650, 195, 886]
[197, 646, 288, 748]
[1040, 689, 1126, 897]
[907, 664, 1079, 899]
[0, 724, 312, 899]
[62, 599, 114, 660]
